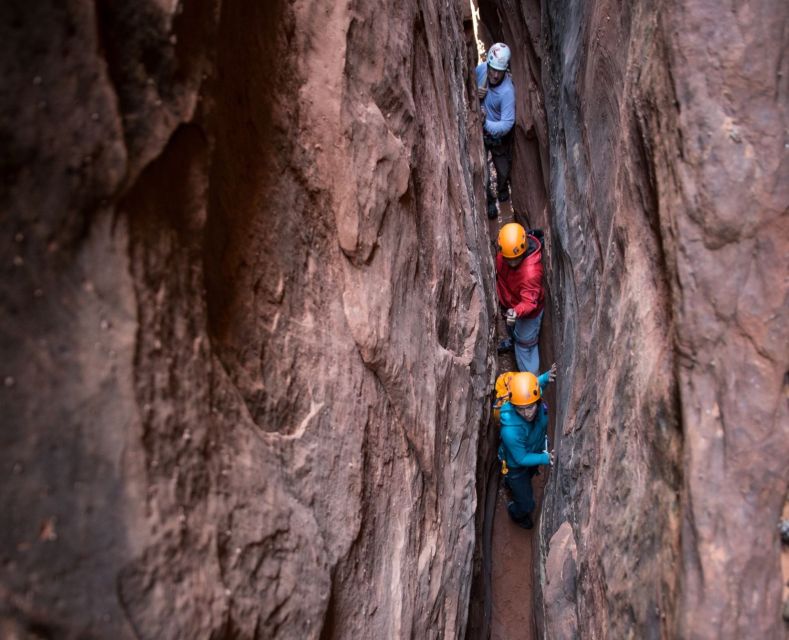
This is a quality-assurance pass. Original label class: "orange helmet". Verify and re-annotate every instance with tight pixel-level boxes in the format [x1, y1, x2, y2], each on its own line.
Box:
[495, 371, 516, 400]
[509, 372, 541, 406]
[497, 223, 527, 259]
[492, 371, 516, 422]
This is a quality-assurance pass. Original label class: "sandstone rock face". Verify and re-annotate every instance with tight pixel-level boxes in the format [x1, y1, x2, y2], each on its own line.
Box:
[543, 521, 578, 640]
[481, 0, 788, 638]
[1, 1, 497, 638]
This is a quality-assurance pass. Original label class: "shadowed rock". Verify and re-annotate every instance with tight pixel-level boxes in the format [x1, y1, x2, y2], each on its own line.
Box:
[1, 1, 496, 637]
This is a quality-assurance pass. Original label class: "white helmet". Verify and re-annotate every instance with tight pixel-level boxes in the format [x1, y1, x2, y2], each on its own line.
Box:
[486, 43, 511, 71]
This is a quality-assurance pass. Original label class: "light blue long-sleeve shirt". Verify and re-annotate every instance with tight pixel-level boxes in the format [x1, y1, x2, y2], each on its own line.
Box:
[498, 371, 551, 468]
[475, 62, 516, 138]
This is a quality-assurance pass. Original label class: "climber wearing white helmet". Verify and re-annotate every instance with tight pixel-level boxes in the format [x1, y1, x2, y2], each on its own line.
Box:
[476, 42, 516, 219]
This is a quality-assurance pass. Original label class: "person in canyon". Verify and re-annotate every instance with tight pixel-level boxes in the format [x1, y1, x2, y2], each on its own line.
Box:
[493, 362, 557, 423]
[498, 370, 556, 530]
[496, 223, 545, 374]
[476, 42, 516, 219]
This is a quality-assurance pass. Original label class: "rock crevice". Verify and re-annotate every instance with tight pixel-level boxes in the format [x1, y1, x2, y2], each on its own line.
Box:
[2, 1, 787, 639]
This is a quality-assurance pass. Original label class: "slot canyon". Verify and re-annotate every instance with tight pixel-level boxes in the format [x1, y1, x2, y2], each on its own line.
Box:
[1, 0, 787, 638]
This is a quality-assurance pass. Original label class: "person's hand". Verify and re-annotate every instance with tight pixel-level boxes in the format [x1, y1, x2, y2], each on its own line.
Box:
[480, 106, 487, 120]
[477, 86, 488, 99]
[549, 450, 555, 467]
[505, 308, 517, 326]
[548, 362, 557, 383]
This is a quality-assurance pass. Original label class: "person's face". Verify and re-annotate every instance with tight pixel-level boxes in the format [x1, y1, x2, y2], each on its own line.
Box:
[487, 66, 505, 86]
[515, 403, 538, 422]
[505, 255, 524, 269]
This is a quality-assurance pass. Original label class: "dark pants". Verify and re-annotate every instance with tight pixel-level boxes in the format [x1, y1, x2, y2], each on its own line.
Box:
[504, 466, 537, 526]
[484, 132, 513, 205]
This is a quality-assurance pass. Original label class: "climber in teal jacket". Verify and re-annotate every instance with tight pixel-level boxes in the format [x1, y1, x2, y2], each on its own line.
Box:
[498, 366, 556, 529]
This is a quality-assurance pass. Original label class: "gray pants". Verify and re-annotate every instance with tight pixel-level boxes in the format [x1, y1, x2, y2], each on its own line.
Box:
[507, 310, 543, 374]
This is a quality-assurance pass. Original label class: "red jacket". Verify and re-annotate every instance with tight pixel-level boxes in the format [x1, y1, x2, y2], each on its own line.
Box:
[496, 235, 544, 318]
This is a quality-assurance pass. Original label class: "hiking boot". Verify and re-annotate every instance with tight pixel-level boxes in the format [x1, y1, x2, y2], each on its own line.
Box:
[506, 503, 534, 530]
[497, 338, 513, 354]
[487, 202, 498, 219]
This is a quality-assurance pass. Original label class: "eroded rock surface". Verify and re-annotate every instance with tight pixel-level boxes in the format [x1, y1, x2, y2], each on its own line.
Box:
[482, 0, 788, 638]
[543, 521, 578, 640]
[0, 1, 496, 638]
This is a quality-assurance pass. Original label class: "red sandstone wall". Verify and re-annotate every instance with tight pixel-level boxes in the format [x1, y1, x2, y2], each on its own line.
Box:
[3, 0, 786, 637]
[0, 1, 496, 637]
[481, 0, 788, 637]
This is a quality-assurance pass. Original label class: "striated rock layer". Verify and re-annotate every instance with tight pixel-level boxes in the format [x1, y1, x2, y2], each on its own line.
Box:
[0, 1, 497, 638]
[482, 0, 788, 638]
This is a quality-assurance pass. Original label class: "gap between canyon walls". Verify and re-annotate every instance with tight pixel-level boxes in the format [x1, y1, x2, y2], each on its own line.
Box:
[3, 0, 786, 638]
[466, 2, 554, 639]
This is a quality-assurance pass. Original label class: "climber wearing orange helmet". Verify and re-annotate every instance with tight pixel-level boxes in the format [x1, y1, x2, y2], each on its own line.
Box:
[493, 362, 557, 423]
[498, 367, 556, 529]
[496, 222, 545, 374]
[476, 42, 515, 218]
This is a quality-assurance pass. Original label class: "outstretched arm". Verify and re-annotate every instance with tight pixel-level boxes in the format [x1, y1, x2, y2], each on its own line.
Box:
[537, 363, 557, 391]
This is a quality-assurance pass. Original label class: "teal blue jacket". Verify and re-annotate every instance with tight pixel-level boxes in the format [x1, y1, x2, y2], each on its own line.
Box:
[498, 372, 551, 469]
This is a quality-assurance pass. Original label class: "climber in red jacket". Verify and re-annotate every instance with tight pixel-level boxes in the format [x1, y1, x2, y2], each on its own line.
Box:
[496, 222, 545, 373]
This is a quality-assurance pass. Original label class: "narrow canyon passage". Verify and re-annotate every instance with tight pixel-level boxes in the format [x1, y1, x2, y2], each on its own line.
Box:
[1, 0, 787, 638]
[466, 4, 557, 637]
[488, 202, 545, 640]
[475, 199, 557, 640]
